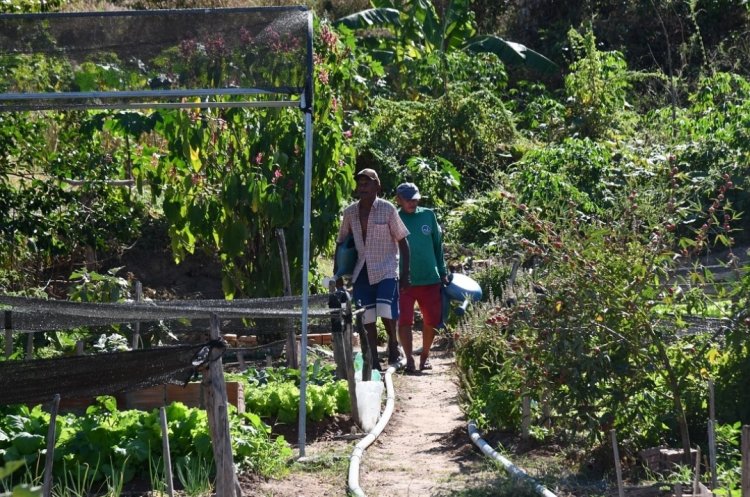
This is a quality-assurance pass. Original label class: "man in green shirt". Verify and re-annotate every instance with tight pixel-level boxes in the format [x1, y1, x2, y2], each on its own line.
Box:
[395, 182, 448, 372]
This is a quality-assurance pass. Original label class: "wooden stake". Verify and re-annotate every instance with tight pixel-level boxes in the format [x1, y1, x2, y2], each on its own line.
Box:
[203, 314, 241, 497]
[342, 299, 359, 426]
[742, 425, 750, 497]
[42, 394, 60, 497]
[610, 429, 625, 497]
[4, 310, 12, 358]
[159, 407, 175, 497]
[26, 332, 34, 360]
[330, 280, 347, 379]
[132, 281, 142, 350]
[357, 313, 372, 382]
[693, 445, 701, 496]
[275, 228, 297, 369]
[521, 396, 530, 441]
[708, 380, 718, 491]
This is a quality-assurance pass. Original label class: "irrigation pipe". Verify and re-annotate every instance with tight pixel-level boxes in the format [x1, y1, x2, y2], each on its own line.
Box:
[348, 363, 398, 497]
[468, 420, 558, 497]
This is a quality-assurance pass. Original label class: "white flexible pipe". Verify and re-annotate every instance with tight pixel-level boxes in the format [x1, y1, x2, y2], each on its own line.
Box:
[348, 364, 397, 497]
[468, 420, 558, 497]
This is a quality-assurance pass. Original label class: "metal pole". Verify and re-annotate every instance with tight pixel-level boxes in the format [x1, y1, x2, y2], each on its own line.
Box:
[297, 17, 314, 455]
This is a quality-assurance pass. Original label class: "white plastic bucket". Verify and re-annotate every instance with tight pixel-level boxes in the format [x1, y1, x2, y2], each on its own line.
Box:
[356, 380, 384, 432]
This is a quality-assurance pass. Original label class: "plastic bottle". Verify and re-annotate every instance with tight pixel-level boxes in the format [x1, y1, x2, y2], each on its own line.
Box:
[354, 352, 363, 381]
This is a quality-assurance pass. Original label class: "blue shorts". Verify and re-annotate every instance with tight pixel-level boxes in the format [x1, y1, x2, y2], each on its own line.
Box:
[353, 268, 399, 325]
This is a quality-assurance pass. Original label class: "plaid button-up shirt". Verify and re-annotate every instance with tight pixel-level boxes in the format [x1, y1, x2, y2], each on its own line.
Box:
[337, 197, 409, 285]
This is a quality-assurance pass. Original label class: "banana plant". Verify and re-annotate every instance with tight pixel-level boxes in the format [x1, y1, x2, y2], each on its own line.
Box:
[334, 0, 558, 92]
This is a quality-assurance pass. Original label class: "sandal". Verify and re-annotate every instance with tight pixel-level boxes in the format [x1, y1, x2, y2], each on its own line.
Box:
[419, 359, 433, 371]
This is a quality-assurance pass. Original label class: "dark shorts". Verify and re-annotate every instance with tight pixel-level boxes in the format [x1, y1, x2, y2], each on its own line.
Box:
[353, 268, 399, 325]
[398, 283, 442, 327]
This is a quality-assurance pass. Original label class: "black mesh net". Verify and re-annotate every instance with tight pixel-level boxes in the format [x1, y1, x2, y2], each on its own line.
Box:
[0, 7, 311, 110]
[0, 345, 199, 406]
[0, 294, 333, 331]
[0, 294, 341, 406]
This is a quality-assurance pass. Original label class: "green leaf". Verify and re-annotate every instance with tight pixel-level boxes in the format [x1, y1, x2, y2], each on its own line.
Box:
[464, 35, 558, 75]
[10, 483, 41, 497]
[0, 460, 25, 480]
[333, 8, 402, 30]
[222, 221, 247, 256]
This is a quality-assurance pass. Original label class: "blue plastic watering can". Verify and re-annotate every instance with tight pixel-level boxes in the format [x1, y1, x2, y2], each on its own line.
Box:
[440, 273, 482, 326]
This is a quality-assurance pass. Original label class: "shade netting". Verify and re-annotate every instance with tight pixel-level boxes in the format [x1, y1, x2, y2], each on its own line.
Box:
[0, 6, 311, 110]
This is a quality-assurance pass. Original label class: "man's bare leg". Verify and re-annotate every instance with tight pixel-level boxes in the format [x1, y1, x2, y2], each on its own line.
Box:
[420, 323, 436, 370]
[398, 324, 416, 371]
[382, 318, 401, 363]
[364, 322, 379, 369]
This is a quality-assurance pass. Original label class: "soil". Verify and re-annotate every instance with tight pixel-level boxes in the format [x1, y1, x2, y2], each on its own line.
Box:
[243, 336, 505, 497]
[239, 332, 674, 497]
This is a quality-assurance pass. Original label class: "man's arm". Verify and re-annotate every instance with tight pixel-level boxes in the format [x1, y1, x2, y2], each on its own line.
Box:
[432, 212, 449, 283]
[398, 236, 410, 287]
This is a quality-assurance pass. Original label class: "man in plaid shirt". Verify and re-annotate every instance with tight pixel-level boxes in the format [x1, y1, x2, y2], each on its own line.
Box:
[335, 168, 411, 370]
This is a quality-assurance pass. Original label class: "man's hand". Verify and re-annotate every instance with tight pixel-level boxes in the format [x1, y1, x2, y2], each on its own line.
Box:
[399, 271, 411, 289]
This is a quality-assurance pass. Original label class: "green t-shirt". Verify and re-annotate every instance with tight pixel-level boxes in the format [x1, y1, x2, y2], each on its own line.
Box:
[398, 206, 447, 286]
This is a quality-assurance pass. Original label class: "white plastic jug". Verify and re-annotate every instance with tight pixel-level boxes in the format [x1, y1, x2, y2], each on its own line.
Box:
[356, 380, 384, 432]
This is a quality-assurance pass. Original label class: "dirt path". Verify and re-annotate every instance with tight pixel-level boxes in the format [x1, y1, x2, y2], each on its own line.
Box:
[245, 336, 502, 496]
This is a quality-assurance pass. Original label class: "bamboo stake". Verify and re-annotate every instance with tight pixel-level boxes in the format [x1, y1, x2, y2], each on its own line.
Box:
[159, 407, 175, 497]
[42, 394, 60, 497]
[610, 430, 625, 497]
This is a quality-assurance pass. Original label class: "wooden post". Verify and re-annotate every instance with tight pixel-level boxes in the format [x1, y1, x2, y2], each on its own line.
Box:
[203, 314, 241, 497]
[356, 313, 372, 382]
[42, 394, 60, 497]
[237, 352, 247, 372]
[343, 297, 360, 426]
[610, 429, 625, 497]
[693, 445, 702, 496]
[742, 425, 750, 497]
[5, 310, 12, 358]
[521, 396, 531, 441]
[76, 340, 84, 355]
[132, 281, 142, 350]
[674, 483, 683, 497]
[708, 380, 717, 491]
[26, 332, 34, 360]
[330, 281, 347, 379]
[275, 228, 297, 369]
[159, 407, 175, 497]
